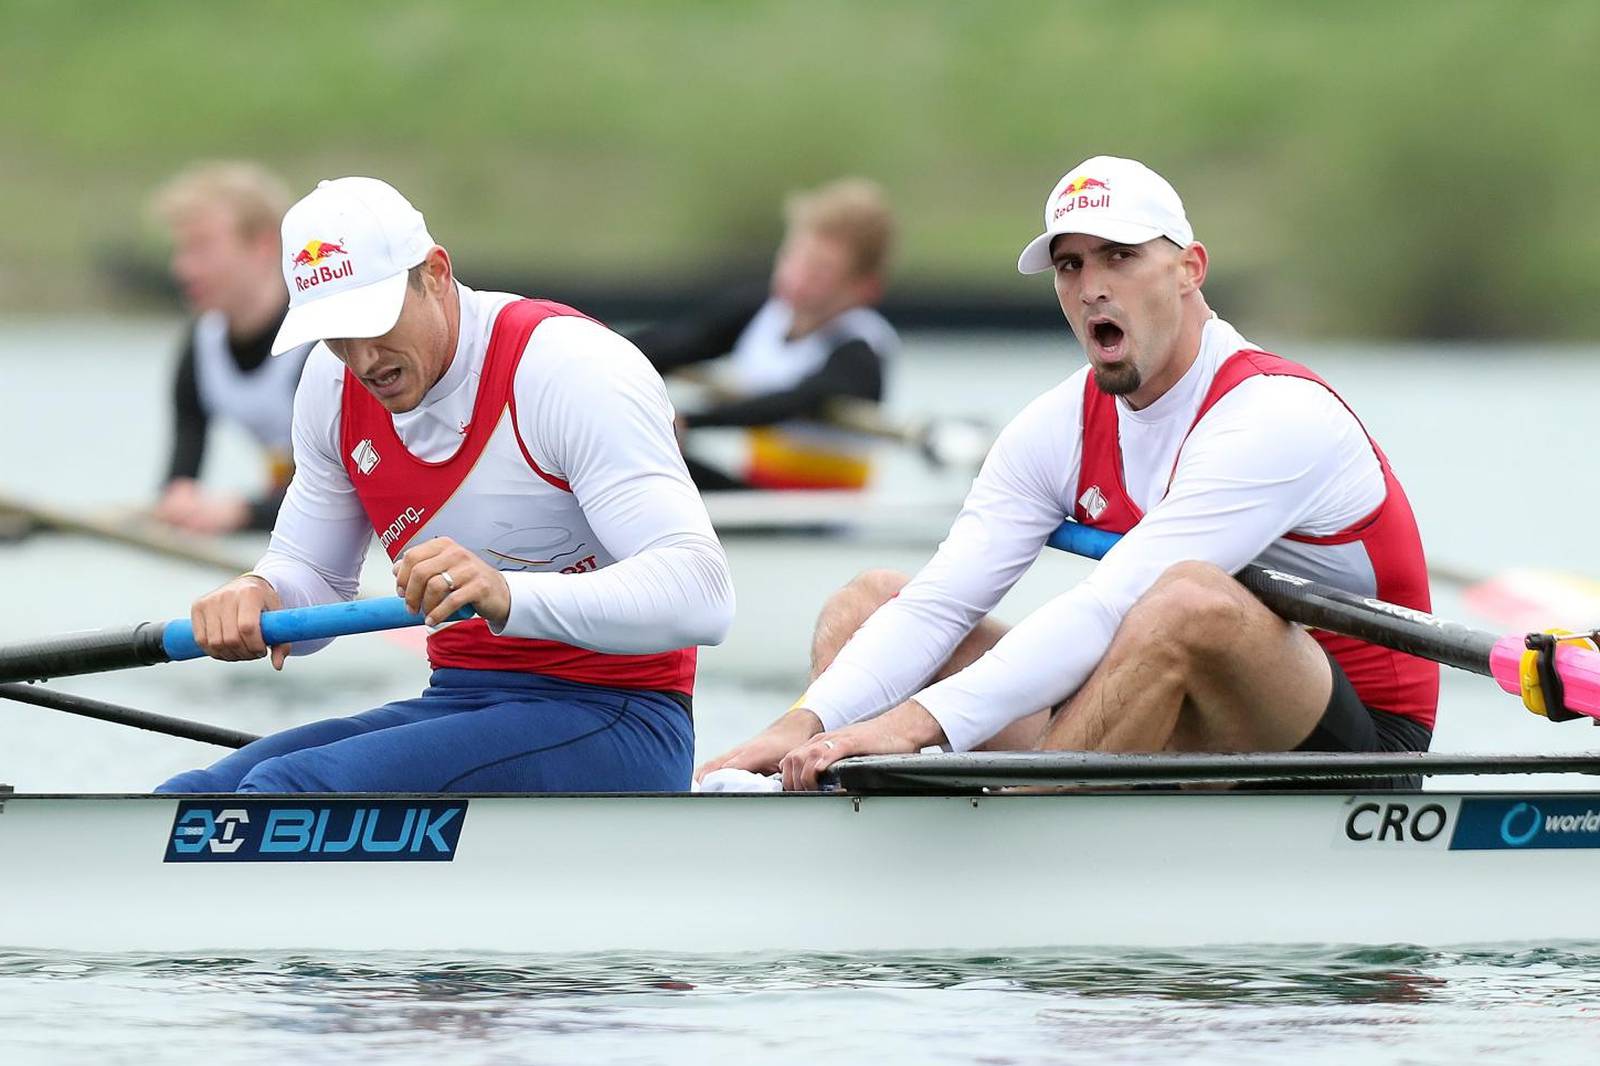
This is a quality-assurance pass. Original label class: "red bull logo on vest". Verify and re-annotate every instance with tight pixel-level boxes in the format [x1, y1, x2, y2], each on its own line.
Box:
[1052, 177, 1111, 221]
[291, 239, 355, 292]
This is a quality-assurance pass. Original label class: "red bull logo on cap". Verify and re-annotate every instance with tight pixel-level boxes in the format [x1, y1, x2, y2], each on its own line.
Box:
[1053, 176, 1111, 221]
[290, 239, 349, 268]
[291, 238, 355, 292]
[1063, 177, 1110, 195]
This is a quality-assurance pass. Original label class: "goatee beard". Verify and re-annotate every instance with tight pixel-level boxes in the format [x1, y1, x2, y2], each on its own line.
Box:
[1092, 363, 1141, 396]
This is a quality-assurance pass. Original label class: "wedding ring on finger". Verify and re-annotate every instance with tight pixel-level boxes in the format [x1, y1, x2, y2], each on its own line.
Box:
[824, 740, 837, 751]
[440, 571, 456, 592]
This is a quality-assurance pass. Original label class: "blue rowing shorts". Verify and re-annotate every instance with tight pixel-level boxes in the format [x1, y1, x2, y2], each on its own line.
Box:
[155, 669, 693, 794]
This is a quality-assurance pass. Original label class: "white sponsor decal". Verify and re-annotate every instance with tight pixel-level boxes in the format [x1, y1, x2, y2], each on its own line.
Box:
[379, 506, 428, 551]
[1334, 795, 1459, 850]
[351, 439, 380, 475]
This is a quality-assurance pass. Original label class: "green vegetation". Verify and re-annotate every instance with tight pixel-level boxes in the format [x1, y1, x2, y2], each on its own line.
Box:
[1, 0, 1594, 337]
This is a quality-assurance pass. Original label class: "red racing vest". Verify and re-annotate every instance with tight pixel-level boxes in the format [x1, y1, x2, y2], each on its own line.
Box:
[340, 298, 697, 695]
[1071, 348, 1438, 728]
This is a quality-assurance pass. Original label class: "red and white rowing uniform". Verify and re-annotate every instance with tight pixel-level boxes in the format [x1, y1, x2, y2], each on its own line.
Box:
[251, 283, 734, 693]
[800, 315, 1437, 752]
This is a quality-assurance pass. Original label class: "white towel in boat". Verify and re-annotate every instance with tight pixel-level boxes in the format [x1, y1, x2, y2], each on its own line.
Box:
[694, 768, 784, 793]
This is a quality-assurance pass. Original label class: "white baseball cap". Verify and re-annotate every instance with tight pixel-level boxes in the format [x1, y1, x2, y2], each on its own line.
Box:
[271, 177, 436, 355]
[1015, 156, 1194, 275]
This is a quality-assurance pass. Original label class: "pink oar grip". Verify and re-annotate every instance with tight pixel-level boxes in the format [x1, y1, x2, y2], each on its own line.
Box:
[1489, 635, 1600, 720]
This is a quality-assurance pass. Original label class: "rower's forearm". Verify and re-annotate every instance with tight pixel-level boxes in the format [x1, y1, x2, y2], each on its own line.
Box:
[249, 532, 365, 654]
[494, 536, 735, 652]
[885, 699, 948, 750]
[914, 586, 1117, 751]
[252, 464, 373, 620]
[250, 556, 356, 608]
[799, 567, 1003, 732]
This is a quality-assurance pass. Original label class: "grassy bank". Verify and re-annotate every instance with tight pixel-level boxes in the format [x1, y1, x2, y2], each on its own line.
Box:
[1, 0, 1594, 338]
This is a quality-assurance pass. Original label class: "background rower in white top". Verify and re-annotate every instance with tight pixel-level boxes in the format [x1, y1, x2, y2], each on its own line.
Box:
[698, 155, 1416, 791]
[148, 161, 311, 534]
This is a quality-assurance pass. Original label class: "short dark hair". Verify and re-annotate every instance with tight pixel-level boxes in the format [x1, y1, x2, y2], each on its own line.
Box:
[407, 264, 426, 293]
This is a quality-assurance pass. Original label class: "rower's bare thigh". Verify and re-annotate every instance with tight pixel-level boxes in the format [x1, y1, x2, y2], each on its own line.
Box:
[1142, 562, 1332, 751]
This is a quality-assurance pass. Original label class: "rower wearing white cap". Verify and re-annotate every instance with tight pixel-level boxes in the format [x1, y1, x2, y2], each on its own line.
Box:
[158, 176, 734, 794]
[700, 155, 1438, 791]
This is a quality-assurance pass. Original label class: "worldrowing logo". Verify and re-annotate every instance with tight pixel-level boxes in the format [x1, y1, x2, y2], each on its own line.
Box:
[1499, 801, 1542, 847]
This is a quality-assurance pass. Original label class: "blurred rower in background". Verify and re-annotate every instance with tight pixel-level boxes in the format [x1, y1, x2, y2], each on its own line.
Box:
[149, 162, 313, 533]
[632, 178, 898, 491]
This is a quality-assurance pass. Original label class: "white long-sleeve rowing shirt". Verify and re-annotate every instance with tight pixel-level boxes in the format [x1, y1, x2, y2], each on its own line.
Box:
[800, 316, 1438, 751]
[252, 284, 734, 676]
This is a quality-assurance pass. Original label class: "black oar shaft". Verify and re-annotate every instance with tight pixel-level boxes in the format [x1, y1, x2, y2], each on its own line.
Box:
[1235, 564, 1499, 676]
[830, 751, 1600, 791]
[0, 622, 171, 685]
[0, 682, 257, 749]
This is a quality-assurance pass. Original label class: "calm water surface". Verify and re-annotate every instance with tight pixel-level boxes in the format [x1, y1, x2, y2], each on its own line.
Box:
[4, 947, 1600, 1065]
[4, 318, 1600, 1063]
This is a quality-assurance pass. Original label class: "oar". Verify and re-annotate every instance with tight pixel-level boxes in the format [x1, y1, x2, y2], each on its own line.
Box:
[820, 398, 993, 469]
[0, 489, 258, 574]
[668, 367, 994, 469]
[0, 683, 258, 749]
[0, 597, 471, 685]
[1046, 522, 1600, 722]
[829, 750, 1600, 792]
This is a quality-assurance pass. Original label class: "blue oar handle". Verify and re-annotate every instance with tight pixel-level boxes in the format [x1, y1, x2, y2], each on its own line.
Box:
[161, 597, 474, 661]
[1046, 521, 1119, 560]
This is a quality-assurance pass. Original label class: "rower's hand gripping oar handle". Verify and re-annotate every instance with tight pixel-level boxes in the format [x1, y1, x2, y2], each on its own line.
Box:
[1046, 520, 1600, 723]
[0, 597, 471, 684]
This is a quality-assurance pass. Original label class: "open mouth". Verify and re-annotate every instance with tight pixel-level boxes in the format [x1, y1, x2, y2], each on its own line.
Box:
[367, 367, 404, 392]
[1088, 317, 1126, 357]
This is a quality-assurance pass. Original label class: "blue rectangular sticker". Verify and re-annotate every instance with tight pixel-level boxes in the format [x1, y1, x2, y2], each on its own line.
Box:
[165, 799, 467, 862]
[1450, 796, 1600, 851]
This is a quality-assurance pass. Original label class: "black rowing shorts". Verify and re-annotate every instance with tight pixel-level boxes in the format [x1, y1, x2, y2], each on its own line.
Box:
[1285, 649, 1432, 790]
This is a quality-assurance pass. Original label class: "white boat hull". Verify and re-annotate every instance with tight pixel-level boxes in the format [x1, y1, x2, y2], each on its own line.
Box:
[3, 790, 1597, 953]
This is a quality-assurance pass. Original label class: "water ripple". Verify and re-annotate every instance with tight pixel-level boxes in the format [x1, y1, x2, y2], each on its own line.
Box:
[4, 944, 1600, 1065]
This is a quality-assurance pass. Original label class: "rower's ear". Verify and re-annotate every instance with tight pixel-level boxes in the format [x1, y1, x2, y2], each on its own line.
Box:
[417, 246, 454, 296]
[1178, 241, 1208, 294]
